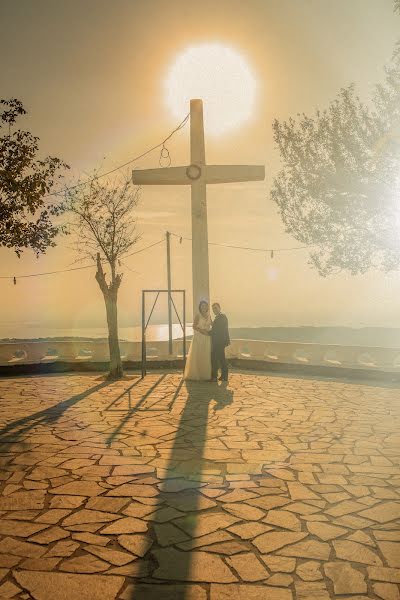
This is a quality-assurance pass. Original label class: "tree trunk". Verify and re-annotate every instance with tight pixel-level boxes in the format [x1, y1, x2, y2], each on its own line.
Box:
[104, 293, 123, 379]
[95, 253, 123, 380]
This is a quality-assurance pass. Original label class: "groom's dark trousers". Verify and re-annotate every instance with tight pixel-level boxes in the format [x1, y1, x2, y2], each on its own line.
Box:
[210, 313, 230, 380]
[211, 343, 228, 381]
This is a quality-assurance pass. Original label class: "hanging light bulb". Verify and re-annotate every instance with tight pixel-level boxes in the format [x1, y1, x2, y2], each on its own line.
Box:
[13, 277, 16, 285]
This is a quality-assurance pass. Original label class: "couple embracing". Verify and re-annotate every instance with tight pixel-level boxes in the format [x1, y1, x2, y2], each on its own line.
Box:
[184, 301, 230, 382]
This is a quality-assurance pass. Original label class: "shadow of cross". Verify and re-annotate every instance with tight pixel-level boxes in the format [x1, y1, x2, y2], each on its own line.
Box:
[126, 381, 234, 600]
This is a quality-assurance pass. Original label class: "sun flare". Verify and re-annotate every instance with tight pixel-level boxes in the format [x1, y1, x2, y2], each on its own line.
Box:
[164, 43, 257, 136]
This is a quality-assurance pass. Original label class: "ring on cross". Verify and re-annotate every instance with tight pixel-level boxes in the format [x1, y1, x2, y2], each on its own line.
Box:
[186, 164, 202, 181]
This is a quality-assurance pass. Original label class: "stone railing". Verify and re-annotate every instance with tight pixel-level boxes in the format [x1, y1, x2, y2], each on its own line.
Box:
[0, 339, 399, 373]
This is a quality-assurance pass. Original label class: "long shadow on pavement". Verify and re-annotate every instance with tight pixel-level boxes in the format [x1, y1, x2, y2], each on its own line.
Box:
[105, 375, 167, 446]
[0, 380, 111, 451]
[128, 380, 234, 600]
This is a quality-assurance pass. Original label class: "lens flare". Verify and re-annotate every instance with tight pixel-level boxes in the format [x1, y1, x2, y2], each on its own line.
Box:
[164, 43, 257, 136]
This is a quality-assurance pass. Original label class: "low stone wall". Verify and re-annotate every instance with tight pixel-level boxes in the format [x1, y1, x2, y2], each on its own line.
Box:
[0, 338, 399, 373]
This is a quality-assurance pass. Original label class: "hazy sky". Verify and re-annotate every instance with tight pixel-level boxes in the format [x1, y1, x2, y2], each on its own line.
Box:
[0, 0, 399, 334]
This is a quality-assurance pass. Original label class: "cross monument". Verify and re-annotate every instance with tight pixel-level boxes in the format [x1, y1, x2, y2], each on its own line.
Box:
[132, 99, 265, 315]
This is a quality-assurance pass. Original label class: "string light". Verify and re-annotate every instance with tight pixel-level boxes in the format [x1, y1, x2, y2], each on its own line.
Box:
[170, 232, 311, 254]
[1, 111, 314, 285]
[1, 112, 187, 282]
[2, 233, 314, 285]
[0, 239, 164, 282]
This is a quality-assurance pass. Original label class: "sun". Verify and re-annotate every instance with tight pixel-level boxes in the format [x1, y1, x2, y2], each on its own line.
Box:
[164, 43, 257, 136]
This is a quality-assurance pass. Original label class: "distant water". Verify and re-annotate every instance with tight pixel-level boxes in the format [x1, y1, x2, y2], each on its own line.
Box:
[0, 324, 192, 342]
[1, 324, 399, 347]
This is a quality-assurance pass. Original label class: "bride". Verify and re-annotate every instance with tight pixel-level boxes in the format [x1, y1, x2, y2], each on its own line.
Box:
[184, 300, 212, 381]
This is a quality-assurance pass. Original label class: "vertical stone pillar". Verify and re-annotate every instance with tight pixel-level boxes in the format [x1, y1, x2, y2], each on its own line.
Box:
[190, 99, 210, 317]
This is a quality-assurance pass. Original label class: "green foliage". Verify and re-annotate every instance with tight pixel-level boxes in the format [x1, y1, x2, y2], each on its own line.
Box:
[0, 99, 69, 256]
[271, 50, 400, 276]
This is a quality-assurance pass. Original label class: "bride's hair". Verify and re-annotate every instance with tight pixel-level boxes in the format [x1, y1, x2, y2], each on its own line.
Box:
[198, 300, 209, 314]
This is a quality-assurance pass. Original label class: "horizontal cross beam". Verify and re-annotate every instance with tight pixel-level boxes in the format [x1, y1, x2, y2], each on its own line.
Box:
[132, 164, 265, 186]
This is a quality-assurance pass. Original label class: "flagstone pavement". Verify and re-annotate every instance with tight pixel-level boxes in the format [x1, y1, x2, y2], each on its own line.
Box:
[0, 371, 399, 600]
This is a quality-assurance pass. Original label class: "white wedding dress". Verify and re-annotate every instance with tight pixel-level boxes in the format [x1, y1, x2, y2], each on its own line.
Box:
[184, 313, 212, 381]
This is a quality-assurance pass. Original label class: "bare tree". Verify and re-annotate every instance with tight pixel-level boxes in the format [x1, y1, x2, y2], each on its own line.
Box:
[65, 175, 140, 379]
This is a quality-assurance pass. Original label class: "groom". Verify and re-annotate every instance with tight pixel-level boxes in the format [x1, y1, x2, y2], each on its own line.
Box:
[210, 302, 230, 382]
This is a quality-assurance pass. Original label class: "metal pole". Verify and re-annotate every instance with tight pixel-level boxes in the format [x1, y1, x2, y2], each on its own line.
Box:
[182, 290, 186, 373]
[141, 290, 146, 378]
[166, 231, 173, 355]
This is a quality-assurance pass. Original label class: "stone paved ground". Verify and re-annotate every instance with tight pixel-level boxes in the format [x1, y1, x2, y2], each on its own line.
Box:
[0, 371, 399, 600]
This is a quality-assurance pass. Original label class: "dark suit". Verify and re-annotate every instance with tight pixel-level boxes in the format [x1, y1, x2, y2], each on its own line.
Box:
[210, 313, 230, 380]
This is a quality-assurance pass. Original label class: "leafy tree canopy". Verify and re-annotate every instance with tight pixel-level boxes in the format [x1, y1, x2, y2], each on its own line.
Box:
[271, 25, 400, 276]
[0, 98, 69, 256]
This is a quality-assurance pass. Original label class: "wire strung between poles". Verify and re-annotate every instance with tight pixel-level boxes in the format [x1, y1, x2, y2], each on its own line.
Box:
[169, 232, 312, 253]
[0, 239, 164, 281]
[43, 113, 190, 202]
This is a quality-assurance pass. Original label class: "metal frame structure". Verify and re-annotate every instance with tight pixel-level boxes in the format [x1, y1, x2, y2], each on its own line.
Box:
[141, 289, 186, 378]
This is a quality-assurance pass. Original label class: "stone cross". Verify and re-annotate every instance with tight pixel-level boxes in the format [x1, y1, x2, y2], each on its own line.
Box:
[132, 99, 265, 315]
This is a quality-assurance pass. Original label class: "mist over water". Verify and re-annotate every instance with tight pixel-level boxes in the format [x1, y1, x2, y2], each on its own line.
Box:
[0, 324, 192, 342]
[1, 323, 400, 348]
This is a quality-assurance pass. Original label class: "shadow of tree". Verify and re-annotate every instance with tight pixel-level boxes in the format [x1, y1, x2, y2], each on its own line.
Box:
[0, 381, 111, 451]
[128, 380, 235, 599]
